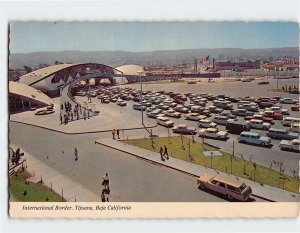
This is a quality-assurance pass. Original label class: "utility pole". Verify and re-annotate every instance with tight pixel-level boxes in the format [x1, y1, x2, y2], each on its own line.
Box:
[138, 70, 151, 135]
[232, 140, 235, 158]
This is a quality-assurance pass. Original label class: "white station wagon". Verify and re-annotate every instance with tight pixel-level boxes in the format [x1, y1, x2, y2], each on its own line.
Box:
[184, 113, 206, 121]
[238, 131, 271, 147]
[247, 119, 271, 130]
[279, 139, 300, 152]
[156, 116, 174, 128]
[197, 173, 252, 201]
[198, 128, 228, 140]
[198, 119, 217, 128]
[163, 109, 181, 118]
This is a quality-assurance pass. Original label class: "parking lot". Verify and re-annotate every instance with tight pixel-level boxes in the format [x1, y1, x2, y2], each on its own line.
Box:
[71, 77, 299, 176]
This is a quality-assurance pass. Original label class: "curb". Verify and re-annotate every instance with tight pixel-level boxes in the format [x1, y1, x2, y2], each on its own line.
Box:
[95, 140, 198, 178]
[10, 120, 157, 135]
[95, 140, 276, 202]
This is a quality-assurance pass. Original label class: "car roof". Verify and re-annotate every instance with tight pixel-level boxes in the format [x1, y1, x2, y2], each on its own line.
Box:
[250, 119, 263, 123]
[200, 173, 244, 188]
[213, 175, 244, 188]
[269, 127, 287, 132]
[241, 131, 259, 136]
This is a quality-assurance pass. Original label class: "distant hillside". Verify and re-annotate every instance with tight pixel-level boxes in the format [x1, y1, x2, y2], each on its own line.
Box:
[9, 47, 299, 69]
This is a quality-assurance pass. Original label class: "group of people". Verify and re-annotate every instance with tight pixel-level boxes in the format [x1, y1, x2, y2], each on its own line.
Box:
[159, 145, 169, 161]
[87, 94, 92, 102]
[11, 148, 24, 165]
[101, 173, 110, 202]
[112, 128, 121, 140]
[60, 101, 90, 124]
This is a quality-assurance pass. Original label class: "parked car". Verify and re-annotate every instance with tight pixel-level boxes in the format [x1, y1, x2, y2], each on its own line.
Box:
[267, 106, 290, 115]
[163, 109, 181, 118]
[197, 173, 252, 201]
[238, 131, 272, 147]
[213, 100, 233, 110]
[191, 106, 203, 113]
[267, 127, 299, 140]
[212, 115, 228, 125]
[231, 109, 254, 117]
[258, 101, 274, 109]
[116, 100, 127, 106]
[174, 105, 189, 113]
[103, 98, 110, 104]
[226, 120, 250, 135]
[244, 114, 274, 125]
[290, 104, 300, 111]
[220, 111, 237, 119]
[133, 103, 146, 111]
[247, 119, 271, 130]
[279, 98, 298, 104]
[208, 106, 223, 114]
[172, 124, 197, 135]
[198, 119, 217, 128]
[279, 139, 300, 152]
[146, 109, 163, 118]
[198, 128, 228, 140]
[184, 103, 195, 109]
[157, 116, 174, 128]
[239, 103, 258, 112]
[146, 106, 157, 113]
[290, 123, 300, 133]
[281, 117, 300, 127]
[184, 113, 206, 121]
[157, 103, 169, 110]
[163, 99, 177, 107]
[263, 110, 283, 120]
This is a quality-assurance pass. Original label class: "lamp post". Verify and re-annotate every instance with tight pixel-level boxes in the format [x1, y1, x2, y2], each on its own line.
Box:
[138, 70, 151, 135]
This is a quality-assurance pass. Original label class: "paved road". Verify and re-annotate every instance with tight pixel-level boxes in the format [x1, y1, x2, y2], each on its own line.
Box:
[10, 121, 250, 202]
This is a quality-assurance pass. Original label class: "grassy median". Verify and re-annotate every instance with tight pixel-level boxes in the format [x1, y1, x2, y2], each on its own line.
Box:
[124, 136, 300, 193]
[9, 171, 64, 202]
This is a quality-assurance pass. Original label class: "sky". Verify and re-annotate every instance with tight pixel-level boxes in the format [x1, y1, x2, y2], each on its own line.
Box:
[9, 22, 299, 53]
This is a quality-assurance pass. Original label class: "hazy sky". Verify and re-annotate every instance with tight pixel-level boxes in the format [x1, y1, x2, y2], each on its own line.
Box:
[9, 22, 299, 53]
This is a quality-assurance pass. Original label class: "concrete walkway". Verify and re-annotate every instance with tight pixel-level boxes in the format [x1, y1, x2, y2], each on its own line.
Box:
[95, 137, 300, 202]
[10, 97, 156, 134]
[10, 145, 100, 202]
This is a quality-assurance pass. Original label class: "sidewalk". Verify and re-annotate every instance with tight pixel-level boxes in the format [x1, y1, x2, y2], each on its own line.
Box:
[10, 97, 157, 134]
[10, 145, 100, 202]
[95, 137, 300, 202]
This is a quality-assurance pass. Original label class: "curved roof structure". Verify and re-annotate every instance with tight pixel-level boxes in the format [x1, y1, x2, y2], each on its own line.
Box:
[115, 64, 145, 76]
[19, 63, 116, 87]
[9, 81, 54, 106]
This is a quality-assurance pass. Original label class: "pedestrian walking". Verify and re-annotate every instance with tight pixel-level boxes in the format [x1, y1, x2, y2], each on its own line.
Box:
[102, 173, 109, 189]
[163, 145, 169, 159]
[60, 114, 62, 124]
[112, 129, 116, 139]
[101, 190, 106, 202]
[74, 147, 78, 161]
[71, 112, 73, 121]
[117, 129, 120, 139]
[159, 146, 164, 161]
